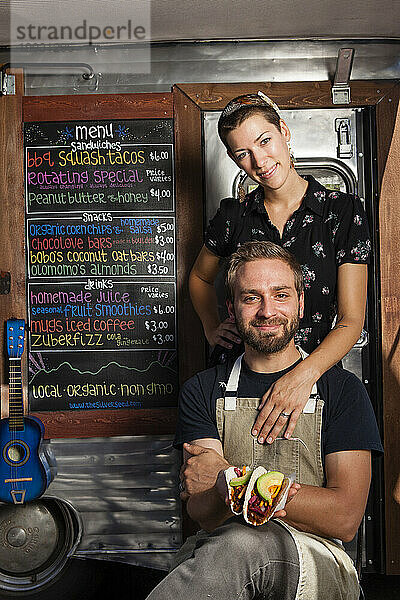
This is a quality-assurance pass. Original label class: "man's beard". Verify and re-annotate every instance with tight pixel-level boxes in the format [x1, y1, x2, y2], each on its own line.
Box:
[235, 313, 300, 355]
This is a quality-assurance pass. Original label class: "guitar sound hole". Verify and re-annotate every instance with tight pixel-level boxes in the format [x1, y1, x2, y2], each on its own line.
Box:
[3, 440, 29, 466]
[7, 444, 25, 462]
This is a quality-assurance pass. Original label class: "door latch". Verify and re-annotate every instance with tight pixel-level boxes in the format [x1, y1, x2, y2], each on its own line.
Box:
[335, 118, 353, 159]
[332, 48, 354, 105]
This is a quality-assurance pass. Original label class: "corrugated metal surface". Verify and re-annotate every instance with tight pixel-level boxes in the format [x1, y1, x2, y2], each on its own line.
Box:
[45, 435, 181, 570]
[0, 40, 399, 96]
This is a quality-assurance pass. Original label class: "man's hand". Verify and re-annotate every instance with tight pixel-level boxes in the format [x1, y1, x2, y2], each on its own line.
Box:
[252, 362, 317, 444]
[180, 443, 230, 501]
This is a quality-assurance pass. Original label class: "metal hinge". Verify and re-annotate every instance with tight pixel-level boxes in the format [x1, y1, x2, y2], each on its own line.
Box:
[0, 73, 16, 96]
[335, 118, 353, 159]
[332, 48, 354, 105]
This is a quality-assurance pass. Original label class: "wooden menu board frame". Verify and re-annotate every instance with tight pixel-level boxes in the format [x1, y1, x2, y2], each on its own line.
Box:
[172, 81, 400, 570]
[25, 93, 180, 437]
[1, 83, 181, 438]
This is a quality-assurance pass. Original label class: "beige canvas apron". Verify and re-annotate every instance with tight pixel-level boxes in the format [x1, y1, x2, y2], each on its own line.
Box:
[214, 349, 359, 600]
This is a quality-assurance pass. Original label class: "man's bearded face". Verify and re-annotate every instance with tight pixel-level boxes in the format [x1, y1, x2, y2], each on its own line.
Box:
[235, 311, 300, 354]
[229, 258, 303, 355]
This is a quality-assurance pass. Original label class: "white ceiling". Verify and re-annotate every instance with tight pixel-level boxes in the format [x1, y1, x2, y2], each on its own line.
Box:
[1, 0, 399, 47]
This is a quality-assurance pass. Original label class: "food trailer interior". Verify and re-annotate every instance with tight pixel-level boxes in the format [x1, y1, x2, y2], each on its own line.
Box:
[0, 1, 399, 598]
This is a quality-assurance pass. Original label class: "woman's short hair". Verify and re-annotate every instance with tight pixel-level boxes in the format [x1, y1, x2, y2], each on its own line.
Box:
[225, 241, 304, 302]
[218, 94, 281, 150]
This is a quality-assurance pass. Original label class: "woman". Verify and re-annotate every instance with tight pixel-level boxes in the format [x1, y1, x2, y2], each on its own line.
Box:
[189, 92, 370, 444]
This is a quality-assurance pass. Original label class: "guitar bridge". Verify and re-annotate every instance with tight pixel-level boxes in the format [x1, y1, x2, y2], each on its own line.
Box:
[10, 489, 26, 504]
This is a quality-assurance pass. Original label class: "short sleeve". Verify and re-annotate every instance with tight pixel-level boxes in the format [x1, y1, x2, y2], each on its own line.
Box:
[204, 198, 238, 258]
[323, 371, 383, 457]
[173, 375, 219, 449]
[333, 195, 371, 266]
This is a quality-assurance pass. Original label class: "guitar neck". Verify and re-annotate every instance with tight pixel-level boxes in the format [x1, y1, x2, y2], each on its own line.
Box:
[9, 358, 24, 431]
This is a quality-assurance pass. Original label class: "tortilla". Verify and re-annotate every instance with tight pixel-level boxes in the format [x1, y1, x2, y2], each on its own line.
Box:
[243, 466, 291, 526]
[225, 465, 253, 515]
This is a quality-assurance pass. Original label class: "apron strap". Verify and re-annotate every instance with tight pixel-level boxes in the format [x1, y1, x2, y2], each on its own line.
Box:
[224, 353, 244, 410]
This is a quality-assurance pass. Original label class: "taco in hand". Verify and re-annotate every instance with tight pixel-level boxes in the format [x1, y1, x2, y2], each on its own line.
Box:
[243, 466, 290, 526]
[225, 466, 253, 515]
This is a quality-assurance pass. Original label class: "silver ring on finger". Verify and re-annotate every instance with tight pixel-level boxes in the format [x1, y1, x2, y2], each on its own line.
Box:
[280, 411, 291, 418]
[179, 481, 185, 493]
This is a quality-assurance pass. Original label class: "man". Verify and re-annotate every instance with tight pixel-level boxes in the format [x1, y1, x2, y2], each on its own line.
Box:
[147, 241, 382, 600]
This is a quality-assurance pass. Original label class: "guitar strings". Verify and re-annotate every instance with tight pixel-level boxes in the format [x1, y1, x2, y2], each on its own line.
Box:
[9, 338, 15, 495]
[14, 332, 23, 497]
[10, 345, 17, 495]
[8, 327, 24, 499]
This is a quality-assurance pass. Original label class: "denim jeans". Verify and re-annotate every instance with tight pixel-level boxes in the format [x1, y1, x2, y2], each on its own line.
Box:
[146, 519, 300, 600]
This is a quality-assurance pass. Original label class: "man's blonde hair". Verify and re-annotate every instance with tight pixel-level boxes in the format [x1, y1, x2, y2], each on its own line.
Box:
[225, 241, 304, 302]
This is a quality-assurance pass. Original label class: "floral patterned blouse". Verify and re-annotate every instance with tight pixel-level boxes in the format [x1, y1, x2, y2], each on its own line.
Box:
[204, 175, 371, 354]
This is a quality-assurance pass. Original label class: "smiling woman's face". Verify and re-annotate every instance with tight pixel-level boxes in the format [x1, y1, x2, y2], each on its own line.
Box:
[226, 113, 292, 192]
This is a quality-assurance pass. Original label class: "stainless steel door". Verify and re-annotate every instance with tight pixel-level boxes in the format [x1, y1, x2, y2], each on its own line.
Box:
[204, 108, 361, 221]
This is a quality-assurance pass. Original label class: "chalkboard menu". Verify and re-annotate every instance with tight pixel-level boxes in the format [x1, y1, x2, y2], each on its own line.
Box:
[24, 119, 178, 411]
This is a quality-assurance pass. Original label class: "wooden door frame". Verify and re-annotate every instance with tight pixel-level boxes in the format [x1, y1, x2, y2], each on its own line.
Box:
[172, 80, 400, 572]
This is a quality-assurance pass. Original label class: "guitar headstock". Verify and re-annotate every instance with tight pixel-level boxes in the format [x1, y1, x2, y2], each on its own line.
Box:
[6, 319, 26, 359]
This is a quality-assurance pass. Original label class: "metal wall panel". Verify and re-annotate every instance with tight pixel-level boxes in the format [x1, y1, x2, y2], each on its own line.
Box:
[1, 40, 399, 95]
[45, 435, 181, 570]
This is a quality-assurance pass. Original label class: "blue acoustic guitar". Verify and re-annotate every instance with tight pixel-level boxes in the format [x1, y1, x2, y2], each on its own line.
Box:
[0, 319, 52, 504]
